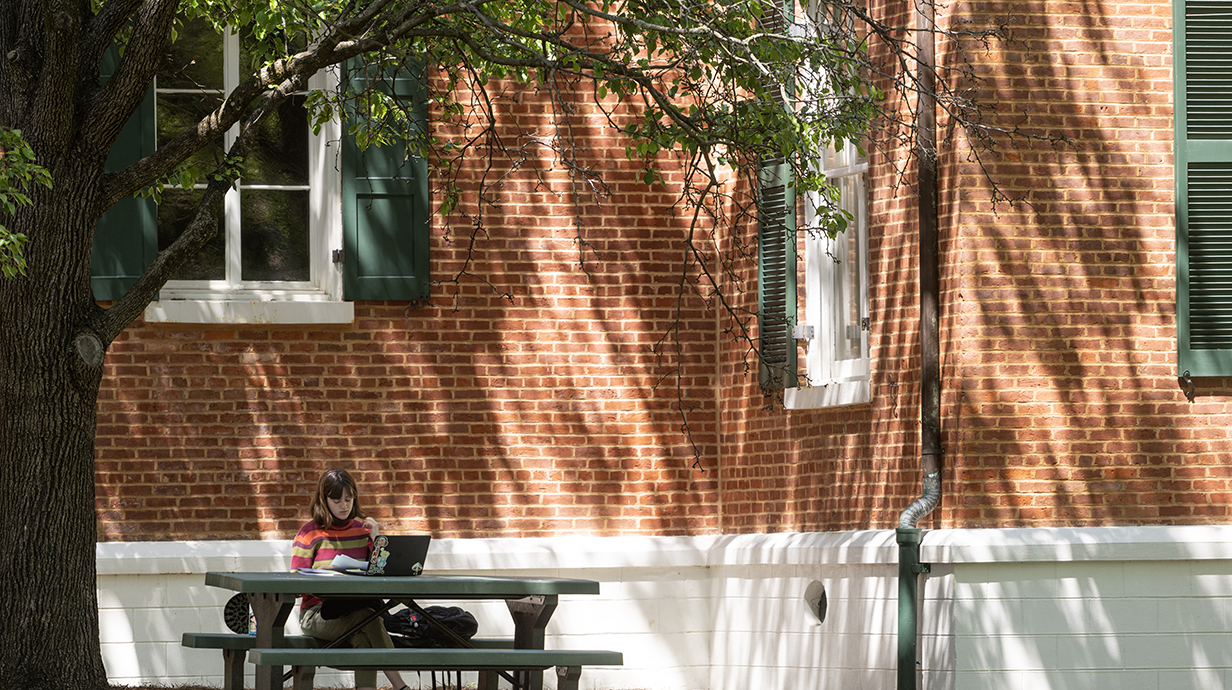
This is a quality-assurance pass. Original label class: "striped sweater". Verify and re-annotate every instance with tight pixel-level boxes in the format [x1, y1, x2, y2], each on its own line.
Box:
[291, 518, 372, 608]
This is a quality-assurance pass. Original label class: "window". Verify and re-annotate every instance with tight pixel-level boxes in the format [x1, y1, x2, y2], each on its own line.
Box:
[1175, 0, 1232, 376]
[150, 21, 337, 322]
[784, 141, 870, 409]
[756, 0, 870, 403]
[92, 20, 430, 324]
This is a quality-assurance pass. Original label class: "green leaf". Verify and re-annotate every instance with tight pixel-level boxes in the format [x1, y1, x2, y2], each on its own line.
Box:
[0, 128, 49, 278]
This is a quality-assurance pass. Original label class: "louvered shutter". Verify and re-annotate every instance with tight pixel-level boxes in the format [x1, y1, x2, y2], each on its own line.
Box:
[757, 0, 798, 389]
[1177, 0, 1232, 375]
[341, 63, 431, 301]
[758, 159, 797, 389]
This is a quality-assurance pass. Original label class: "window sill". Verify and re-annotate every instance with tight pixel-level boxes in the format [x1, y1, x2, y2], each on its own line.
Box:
[784, 379, 870, 409]
[144, 299, 354, 325]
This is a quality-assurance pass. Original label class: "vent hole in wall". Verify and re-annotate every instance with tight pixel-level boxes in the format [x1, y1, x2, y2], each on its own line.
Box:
[804, 580, 827, 623]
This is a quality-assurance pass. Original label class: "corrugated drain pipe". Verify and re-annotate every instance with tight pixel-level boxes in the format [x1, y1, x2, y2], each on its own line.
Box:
[896, 0, 941, 689]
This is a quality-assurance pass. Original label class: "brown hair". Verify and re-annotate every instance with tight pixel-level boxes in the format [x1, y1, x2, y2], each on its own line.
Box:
[309, 468, 364, 527]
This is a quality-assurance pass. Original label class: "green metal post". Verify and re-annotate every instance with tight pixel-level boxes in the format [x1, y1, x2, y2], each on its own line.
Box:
[897, 527, 930, 690]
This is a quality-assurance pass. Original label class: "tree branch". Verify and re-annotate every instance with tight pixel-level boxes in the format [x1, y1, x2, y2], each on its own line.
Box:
[30, 0, 82, 150]
[79, 0, 145, 81]
[95, 0, 462, 209]
[80, 0, 177, 159]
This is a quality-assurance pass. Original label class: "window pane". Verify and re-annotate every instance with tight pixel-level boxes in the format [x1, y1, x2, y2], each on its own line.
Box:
[157, 92, 224, 170]
[159, 18, 223, 90]
[831, 175, 862, 362]
[158, 188, 225, 280]
[240, 190, 310, 281]
[245, 95, 309, 185]
[822, 147, 843, 171]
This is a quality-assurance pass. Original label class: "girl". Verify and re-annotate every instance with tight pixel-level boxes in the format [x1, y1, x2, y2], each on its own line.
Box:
[291, 468, 408, 690]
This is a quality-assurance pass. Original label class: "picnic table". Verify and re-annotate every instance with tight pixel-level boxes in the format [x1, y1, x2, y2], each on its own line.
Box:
[197, 571, 620, 690]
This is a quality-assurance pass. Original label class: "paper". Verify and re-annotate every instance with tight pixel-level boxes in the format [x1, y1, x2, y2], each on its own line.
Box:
[296, 568, 343, 576]
[329, 554, 369, 571]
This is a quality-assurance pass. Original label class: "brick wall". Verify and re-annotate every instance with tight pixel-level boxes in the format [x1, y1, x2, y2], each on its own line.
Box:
[96, 68, 723, 540]
[936, 0, 1232, 526]
[95, 0, 1232, 542]
[705, 0, 1232, 532]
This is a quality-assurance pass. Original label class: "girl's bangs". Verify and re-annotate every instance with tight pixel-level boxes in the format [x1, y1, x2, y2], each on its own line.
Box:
[321, 471, 356, 499]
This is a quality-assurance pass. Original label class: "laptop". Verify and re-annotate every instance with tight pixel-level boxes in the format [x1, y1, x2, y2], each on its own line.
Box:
[357, 534, 431, 576]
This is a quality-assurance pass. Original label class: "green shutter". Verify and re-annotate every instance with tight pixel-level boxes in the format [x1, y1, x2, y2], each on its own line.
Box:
[1176, 0, 1232, 375]
[341, 64, 430, 302]
[92, 48, 157, 301]
[758, 158, 797, 389]
[757, 0, 797, 389]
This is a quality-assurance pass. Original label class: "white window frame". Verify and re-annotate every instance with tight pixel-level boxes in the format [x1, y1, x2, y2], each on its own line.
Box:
[785, 142, 871, 409]
[145, 27, 351, 324]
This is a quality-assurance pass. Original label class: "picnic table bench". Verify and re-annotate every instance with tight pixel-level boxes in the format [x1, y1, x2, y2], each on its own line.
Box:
[250, 647, 623, 690]
[181, 632, 523, 690]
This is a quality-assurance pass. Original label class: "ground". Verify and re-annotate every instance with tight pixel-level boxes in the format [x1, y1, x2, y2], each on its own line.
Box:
[113, 686, 385, 690]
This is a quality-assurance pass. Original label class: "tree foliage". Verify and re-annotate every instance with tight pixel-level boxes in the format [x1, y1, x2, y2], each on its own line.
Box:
[3, 0, 1056, 362]
[0, 128, 50, 278]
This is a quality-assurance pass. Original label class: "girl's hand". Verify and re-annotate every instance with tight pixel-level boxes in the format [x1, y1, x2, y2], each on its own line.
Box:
[362, 516, 380, 540]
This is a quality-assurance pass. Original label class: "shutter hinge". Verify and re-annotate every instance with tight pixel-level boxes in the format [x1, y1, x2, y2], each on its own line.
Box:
[332, 249, 344, 264]
[1180, 370, 1197, 403]
[861, 317, 870, 331]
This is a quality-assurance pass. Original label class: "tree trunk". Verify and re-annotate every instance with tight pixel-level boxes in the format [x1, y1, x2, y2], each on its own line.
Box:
[0, 163, 112, 689]
[0, 2, 262, 681]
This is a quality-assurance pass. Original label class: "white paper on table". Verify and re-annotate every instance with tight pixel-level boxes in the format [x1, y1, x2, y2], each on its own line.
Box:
[329, 554, 369, 571]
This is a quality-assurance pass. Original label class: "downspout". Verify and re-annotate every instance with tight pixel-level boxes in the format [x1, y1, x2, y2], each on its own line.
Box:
[897, 0, 941, 689]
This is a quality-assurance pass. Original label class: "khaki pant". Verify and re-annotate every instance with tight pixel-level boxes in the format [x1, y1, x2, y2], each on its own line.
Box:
[300, 603, 394, 688]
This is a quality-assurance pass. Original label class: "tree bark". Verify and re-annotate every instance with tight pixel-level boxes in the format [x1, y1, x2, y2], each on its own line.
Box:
[0, 0, 118, 684]
[0, 1, 233, 683]
[0, 174, 111, 690]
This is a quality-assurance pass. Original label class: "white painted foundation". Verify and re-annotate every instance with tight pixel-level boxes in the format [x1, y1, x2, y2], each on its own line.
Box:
[98, 526, 1232, 689]
[925, 526, 1232, 690]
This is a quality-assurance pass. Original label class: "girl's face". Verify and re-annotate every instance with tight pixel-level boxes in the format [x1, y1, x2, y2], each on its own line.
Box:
[326, 491, 354, 523]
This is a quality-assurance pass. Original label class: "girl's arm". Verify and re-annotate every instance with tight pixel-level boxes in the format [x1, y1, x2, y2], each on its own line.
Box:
[362, 516, 380, 540]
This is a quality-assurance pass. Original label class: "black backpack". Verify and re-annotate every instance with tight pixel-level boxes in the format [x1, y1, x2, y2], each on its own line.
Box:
[383, 605, 479, 647]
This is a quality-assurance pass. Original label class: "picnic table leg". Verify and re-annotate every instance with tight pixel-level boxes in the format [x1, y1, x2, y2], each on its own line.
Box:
[556, 666, 582, 690]
[221, 648, 246, 690]
[506, 595, 558, 690]
[249, 592, 295, 690]
[291, 665, 316, 690]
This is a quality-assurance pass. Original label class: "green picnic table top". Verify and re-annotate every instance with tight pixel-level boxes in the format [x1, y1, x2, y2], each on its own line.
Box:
[248, 647, 623, 670]
[204, 571, 600, 599]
